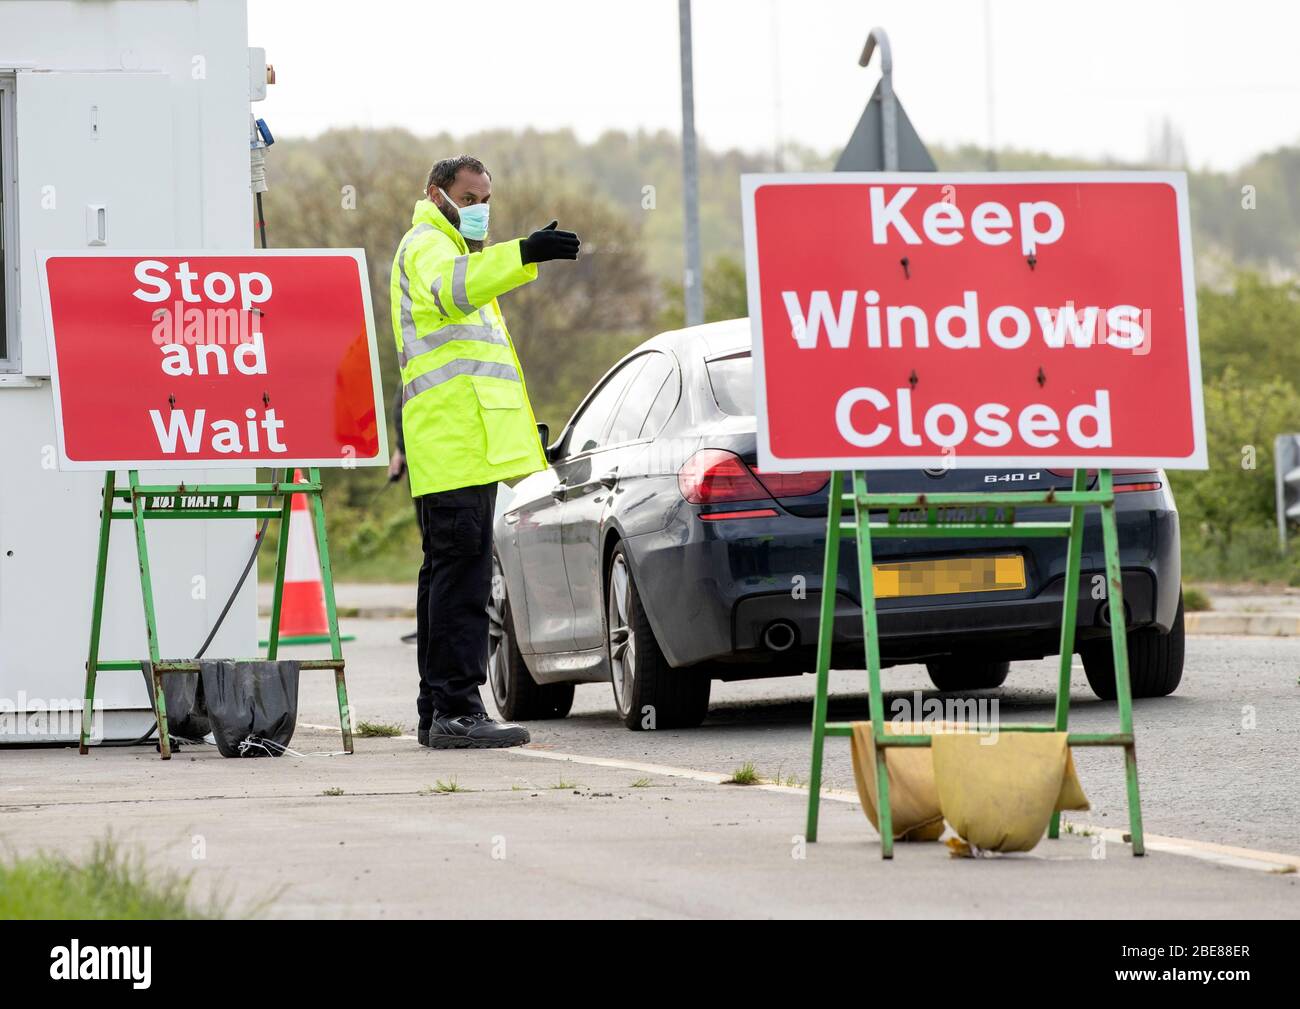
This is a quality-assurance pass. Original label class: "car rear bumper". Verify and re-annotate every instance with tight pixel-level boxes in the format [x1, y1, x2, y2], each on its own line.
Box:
[625, 494, 1180, 670]
[728, 569, 1154, 668]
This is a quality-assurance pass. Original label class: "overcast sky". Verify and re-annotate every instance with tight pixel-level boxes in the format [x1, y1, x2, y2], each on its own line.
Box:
[248, 0, 1298, 172]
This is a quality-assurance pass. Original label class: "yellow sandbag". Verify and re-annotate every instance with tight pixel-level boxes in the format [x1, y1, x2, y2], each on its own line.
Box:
[849, 721, 960, 842]
[931, 731, 1089, 852]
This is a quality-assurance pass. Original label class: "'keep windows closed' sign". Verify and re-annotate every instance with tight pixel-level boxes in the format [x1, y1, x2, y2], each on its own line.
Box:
[741, 173, 1206, 471]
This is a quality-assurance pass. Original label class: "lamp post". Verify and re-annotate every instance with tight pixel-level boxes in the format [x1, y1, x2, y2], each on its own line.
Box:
[678, 0, 704, 327]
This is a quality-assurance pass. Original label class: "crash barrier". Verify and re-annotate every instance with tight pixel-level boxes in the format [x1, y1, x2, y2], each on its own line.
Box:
[79, 468, 352, 760]
[805, 469, 1145, 858]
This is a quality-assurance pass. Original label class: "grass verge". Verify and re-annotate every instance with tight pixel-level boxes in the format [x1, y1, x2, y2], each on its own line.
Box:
[0, 839, 229, 920]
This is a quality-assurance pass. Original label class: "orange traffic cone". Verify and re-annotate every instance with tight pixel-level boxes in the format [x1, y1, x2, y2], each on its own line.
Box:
[265, 469, 353, 646]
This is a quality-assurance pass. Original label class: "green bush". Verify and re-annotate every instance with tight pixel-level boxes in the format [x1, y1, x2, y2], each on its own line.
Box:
[1169, 368, 1300, 546]
[1197, 274, 1300, 388]
[1181, 524, 1300, 586]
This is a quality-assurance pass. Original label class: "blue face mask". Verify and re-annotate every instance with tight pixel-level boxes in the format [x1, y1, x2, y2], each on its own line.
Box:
[439, 187, 490, 241]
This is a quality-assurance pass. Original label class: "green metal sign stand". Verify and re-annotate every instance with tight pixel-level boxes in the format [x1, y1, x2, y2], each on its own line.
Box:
[805, 468, 1144, 858]
[78, 467, 353, 760]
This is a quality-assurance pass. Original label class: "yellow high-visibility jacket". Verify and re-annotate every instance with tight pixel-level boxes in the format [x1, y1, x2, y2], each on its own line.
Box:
[391, 198, 546, 496]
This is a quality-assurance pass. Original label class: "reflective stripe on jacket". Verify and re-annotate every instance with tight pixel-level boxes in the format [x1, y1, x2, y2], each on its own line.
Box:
[391, 198, 546, 496]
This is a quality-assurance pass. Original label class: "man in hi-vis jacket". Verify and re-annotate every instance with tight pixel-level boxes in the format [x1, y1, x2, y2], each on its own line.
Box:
[390, 154, 580, 748]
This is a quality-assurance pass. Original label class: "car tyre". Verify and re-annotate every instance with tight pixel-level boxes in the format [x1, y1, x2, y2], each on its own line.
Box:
[925, 658, 1010, 691]
[488, 554, 574, 720]
[606, 545, 710, 730]
[1080, 593, 1185, 700]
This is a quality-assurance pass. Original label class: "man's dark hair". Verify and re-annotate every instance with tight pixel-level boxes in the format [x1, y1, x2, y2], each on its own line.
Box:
[426, 155, 491, 193]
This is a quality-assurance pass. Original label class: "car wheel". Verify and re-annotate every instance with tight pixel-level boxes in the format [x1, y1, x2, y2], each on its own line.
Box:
[488, 554, 574, 720]
[1080, 592, 1185, 700]
[606, 545, 710, 730]
[925, 658, 1010, 691]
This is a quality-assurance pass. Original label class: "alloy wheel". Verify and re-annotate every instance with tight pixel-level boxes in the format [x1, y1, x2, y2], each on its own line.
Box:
[607, 553, 636, 715]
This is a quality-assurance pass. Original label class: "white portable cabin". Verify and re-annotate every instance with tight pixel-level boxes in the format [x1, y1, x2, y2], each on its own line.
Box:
[0, 0, 262, 742]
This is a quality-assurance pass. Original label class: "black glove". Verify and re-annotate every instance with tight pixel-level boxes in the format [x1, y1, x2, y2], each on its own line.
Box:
[520, 220, 580, 264]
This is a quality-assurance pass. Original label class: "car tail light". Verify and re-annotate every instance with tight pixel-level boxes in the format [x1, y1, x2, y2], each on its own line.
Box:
[753, 470, 830, 498]
[1046, 469, 1157, 477]
[1046, 468, 1162, 492]
[678, 449, 771, 505]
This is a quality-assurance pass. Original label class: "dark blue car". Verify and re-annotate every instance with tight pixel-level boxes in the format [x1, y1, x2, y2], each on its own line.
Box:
[490, 319, 1185, 729]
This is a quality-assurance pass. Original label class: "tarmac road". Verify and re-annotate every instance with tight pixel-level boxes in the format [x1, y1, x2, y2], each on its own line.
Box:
[2, 617, 1294, 919]
[297, 618, 1300, 857]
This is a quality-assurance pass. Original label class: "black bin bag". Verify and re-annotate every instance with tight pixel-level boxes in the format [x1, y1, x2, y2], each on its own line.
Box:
[199, 660, 301, 757]
[152, 664, 211, 741]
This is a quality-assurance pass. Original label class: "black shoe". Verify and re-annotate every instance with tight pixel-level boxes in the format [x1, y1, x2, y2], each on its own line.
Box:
[417, 726, 431, 747]
[423, 711, 530, 749]
[401, 629, 419, 644]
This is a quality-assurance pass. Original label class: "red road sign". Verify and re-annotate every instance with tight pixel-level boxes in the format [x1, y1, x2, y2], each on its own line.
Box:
[741, 172, 1206, 471]
[38, 250, 387, 470]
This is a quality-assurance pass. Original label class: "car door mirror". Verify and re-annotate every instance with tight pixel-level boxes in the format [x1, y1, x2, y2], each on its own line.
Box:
[539, 422, 563, 463]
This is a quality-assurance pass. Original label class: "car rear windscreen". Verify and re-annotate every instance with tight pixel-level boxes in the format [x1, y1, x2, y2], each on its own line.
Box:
[706, 353, 754, 416]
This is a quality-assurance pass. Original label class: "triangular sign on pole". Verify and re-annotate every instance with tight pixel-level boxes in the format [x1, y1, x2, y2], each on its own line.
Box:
[835, 79, 936, 172]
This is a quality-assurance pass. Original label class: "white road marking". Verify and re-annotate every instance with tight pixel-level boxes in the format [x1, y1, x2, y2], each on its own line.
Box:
[299, 722, 1300, 874]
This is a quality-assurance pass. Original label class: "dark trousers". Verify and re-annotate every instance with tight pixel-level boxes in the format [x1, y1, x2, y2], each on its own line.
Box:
[415, 482, 498, 723]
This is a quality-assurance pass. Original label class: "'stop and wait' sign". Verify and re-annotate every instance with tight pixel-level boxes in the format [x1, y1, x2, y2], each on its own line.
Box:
[38, 250, 387, 470]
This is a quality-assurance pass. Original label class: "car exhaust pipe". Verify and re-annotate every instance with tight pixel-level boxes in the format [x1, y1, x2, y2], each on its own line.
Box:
[1097, 602, 1131, 628]
[762, 620, 798, 653]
